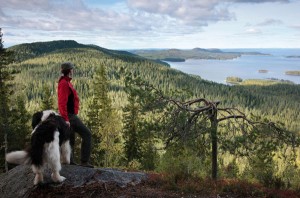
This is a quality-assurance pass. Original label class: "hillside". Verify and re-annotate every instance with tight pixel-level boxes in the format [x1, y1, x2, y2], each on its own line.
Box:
[130, 48, 269, 61]
[7, 40, 300, 133]
[9, 40, 142, 62]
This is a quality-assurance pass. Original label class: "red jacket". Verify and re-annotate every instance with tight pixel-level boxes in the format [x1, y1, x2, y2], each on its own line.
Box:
[58, 76, 79, 121]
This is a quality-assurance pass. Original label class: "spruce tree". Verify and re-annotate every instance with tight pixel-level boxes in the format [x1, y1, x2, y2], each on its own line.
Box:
[8, 95, 31, 151]
[0, 28, 14, 172]
[41, 85, 54, 110]
[86, 64, 122, 167]
[122, 90, 141, 164]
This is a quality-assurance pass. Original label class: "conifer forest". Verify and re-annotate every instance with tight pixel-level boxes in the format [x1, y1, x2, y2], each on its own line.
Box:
[1, 38, 300, 190]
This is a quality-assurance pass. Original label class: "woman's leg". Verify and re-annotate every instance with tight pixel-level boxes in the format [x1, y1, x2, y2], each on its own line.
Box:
[69, 114, 92, 165]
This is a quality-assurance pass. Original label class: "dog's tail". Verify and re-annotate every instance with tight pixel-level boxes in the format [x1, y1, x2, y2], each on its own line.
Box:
[6, 151, 30, 165]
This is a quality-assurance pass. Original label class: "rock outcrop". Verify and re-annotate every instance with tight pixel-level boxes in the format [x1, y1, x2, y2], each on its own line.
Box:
[0, 165, 147, 198]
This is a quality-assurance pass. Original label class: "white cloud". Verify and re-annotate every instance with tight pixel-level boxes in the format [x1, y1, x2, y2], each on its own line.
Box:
[245, 28, 262, 34]
[1, 0, 292, 34]
[257, 19, 283, 26]
[1, 0, 297, 48]
[231, 0, 289, 3]
[127, 0, 234, 26]
[1, 1, 142, 33]
[290, 25, 300, 31]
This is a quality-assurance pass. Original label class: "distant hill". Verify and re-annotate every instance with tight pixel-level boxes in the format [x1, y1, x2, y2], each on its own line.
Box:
[130, 48, 240, 61]
[8, 40, 170, 67]
[8, 40, 142, 62]
[130, 48, 269, 62]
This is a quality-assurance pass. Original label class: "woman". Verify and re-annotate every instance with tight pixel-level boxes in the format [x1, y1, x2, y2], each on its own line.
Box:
[58, 62, 93, 168]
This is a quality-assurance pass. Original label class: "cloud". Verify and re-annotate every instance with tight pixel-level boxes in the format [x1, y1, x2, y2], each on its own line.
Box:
[126, 0, 291, 30]
[1, 0, 144, 33]
[127, 0, 234, 26]
[231, 0, 290, 3]
[1, 0, 52, 11]
[245, 28, 262, 34]
[290, 25, 300, 30]
[1, 0, 294, 48]
[1, 0, 292, 34]
[256, 19, 283, 26]
[1, 0, 237, 38]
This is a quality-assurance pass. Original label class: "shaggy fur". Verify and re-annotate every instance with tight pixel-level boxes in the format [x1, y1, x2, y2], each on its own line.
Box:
[6, 110, 71, 185]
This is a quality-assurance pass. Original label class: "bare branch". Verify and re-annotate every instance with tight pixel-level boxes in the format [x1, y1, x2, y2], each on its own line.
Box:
[217, 115, 246, 122]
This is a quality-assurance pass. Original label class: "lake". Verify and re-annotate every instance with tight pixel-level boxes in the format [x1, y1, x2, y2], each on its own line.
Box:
[167, 49, 300, 85]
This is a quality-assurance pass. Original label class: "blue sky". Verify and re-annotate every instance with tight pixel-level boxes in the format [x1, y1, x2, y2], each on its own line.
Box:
[1, 0, 300, 49]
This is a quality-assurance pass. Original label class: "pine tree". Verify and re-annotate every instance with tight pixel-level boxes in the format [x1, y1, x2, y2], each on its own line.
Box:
[0, 28, 14, 172]
[8, 95, 31, 151]
[122, 91, 141, 164]
[41, 85, 54, 110]
[86, 64, 123, 167]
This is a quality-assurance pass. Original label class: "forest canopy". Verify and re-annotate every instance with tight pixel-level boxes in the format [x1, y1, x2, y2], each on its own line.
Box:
[1, 40, 300, 190]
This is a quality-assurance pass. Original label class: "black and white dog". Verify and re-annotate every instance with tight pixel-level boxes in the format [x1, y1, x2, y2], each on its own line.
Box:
[6, 110, 71, 185]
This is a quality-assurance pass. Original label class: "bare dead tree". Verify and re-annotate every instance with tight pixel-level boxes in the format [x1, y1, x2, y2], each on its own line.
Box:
[129, 80, 299, 180]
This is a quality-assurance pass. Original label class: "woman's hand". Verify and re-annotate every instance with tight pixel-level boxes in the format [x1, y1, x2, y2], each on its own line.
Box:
[66, 121, 70, 128]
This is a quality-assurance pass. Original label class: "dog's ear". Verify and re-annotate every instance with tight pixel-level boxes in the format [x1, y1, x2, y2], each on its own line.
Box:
[32, 111, 43, 129]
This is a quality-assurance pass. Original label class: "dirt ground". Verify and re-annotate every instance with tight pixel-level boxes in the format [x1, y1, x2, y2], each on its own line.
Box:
[29, 181, 208, 198]
[28, 177, 300, 198]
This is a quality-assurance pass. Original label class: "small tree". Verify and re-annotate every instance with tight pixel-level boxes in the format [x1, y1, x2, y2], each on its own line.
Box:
[41, 84, 54, 110]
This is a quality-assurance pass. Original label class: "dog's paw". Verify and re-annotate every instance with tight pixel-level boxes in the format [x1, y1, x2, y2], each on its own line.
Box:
[51, 173, 66, 183]
[57, 176, 66, 182]
[34, 174, 44, 185]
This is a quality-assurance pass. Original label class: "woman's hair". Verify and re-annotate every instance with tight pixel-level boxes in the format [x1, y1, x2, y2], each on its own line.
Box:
[61, 69, 71, 76]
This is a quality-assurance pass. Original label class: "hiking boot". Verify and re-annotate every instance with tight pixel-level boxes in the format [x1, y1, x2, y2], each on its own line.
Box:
[80, 162, 94, 168]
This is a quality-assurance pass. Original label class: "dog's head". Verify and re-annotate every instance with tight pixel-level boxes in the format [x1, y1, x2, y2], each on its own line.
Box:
[31, 110, 58, 129]
[31, 110, 70, 144]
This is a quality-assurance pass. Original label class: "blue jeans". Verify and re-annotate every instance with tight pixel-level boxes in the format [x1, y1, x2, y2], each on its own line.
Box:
[68, 114, 92, 163]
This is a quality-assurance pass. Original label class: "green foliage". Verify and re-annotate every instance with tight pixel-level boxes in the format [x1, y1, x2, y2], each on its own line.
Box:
[0, 28, 15, 172]
[241, 79, 294, 85]
[157, 145, 209, 183]
[122, 73, 165, 170]
[226, 76, 243, 84]
[122, 88, 142, 164]
[41, 85, 54, 110]
[131, 48, 241, 60]
[285, 70, 300, 76]
[7, 95, 31, 151]
[86, 64, 123, 167]
[8, 40, 300, 134]
[0, 29, 31, 172]
[3, 40, 300, 189]
[227, 160, 239, 179]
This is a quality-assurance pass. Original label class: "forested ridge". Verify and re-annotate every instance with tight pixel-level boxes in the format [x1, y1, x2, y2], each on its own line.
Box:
[8, 40, 300, 132]
[130, 47, 268, 61]
[2, 40, 300, 193]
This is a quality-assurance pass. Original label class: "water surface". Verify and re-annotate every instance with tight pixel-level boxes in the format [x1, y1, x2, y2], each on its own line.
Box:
[167, 50, 300, 84]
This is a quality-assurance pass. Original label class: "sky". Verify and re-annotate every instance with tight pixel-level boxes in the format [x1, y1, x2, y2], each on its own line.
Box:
[1, 0, 300, 49]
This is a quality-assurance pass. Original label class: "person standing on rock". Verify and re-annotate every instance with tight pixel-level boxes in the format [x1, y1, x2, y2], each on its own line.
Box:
[58, 62, 94, 168]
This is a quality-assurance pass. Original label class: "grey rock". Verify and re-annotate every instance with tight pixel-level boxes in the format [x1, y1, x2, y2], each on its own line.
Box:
[0, 165, 147, 198]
